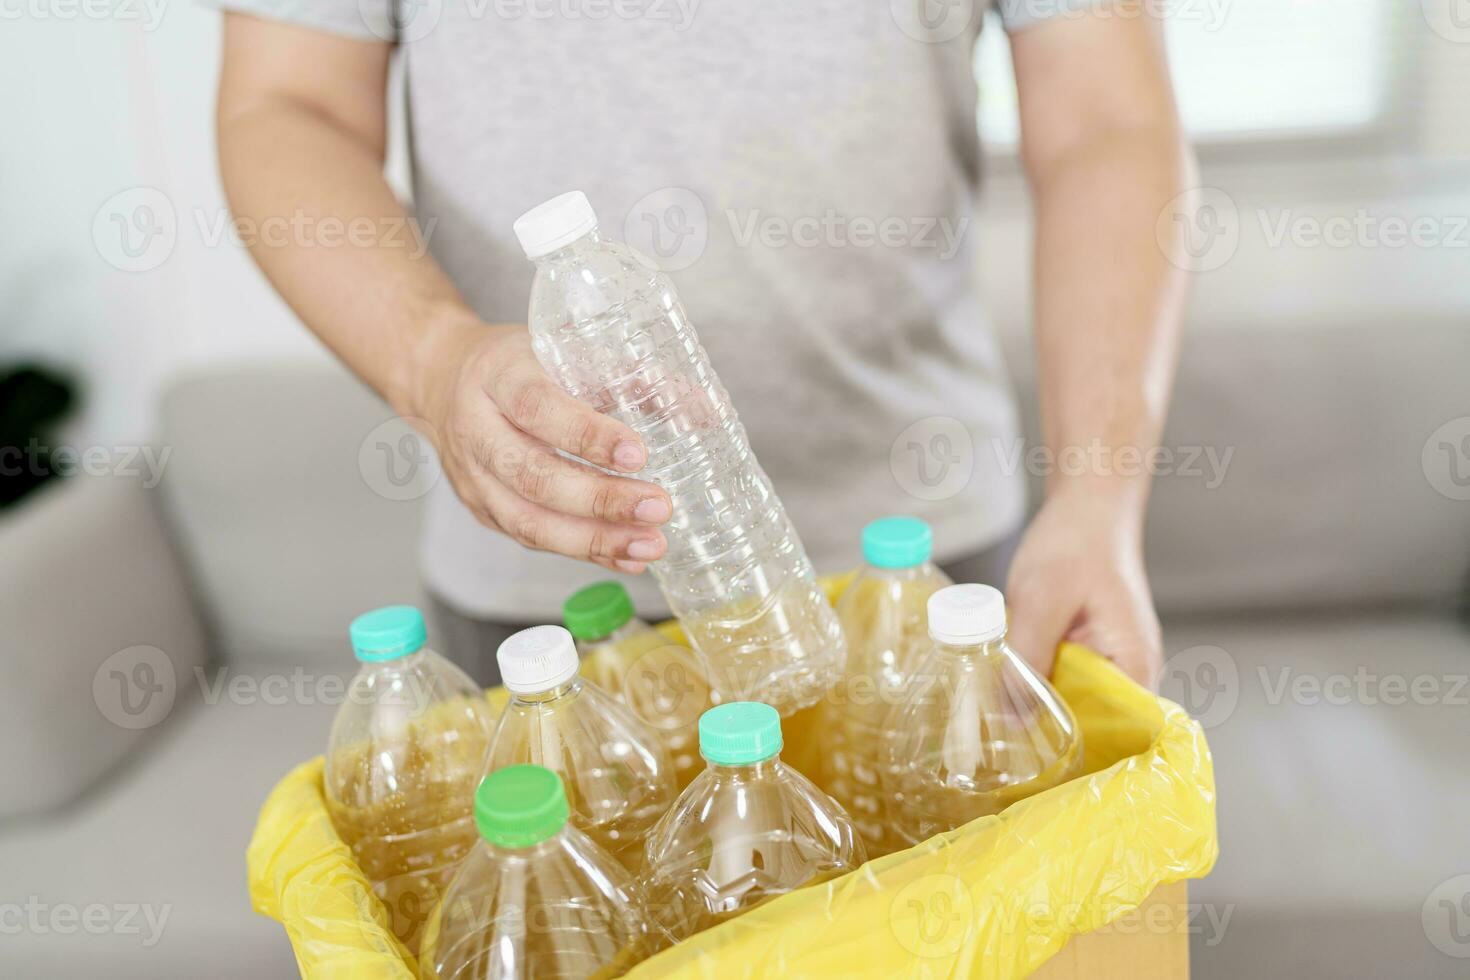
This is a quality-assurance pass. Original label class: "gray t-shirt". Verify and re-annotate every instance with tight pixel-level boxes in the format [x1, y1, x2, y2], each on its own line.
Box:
[212, 0, 1088, 620]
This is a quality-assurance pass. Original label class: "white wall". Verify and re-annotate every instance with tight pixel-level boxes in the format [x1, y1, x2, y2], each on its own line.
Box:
[2, 9, 1467, 450]
[0, 5, 329, 449]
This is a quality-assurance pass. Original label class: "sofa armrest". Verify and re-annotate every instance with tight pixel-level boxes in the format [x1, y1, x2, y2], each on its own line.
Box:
[0, 473, 207, 818]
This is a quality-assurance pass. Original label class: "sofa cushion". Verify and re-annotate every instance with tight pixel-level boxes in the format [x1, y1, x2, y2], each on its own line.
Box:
[158, 365, 428, 667]
[0, 677, 336, 978]
[0, 475, 208, 818]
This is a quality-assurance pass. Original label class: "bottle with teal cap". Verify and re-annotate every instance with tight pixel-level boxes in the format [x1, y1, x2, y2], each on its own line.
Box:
[418, 765, 653, 980]
[563, 581, 711, 789]
[816, 516, 952, 857]
[324, 605, 494, 954]
[642, 701, 865, 944]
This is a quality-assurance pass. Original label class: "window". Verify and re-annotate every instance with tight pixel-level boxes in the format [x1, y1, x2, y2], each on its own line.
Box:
[977, 0, 1411, 148]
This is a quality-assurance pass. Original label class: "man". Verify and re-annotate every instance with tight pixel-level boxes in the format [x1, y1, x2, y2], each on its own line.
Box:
[215, 0, 1190, 687]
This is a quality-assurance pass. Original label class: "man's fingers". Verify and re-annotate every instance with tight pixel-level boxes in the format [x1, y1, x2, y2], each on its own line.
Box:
[1004, 589, 1080, 679]
[474, 425, 670, 525]
[474, 478, 668, 565]
[486, 351, 646, 473]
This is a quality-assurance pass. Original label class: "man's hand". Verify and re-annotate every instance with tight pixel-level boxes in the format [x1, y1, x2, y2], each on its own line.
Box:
[414, 319, 671, 573]
[1004, 488, 1162, 687]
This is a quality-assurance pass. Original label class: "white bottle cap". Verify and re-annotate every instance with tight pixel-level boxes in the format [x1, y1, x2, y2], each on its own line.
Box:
[513, 191, 599, 259]
[927, 584, 1007, 645]
[497, 625, 581, 694]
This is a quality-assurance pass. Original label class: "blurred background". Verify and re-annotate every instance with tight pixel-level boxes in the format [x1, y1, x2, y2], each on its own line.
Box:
[1, 0, 1468, 977]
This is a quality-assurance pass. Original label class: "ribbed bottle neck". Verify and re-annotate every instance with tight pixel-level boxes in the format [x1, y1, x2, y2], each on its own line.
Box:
[707, 756, 782, 781]
[509, 678, 582, 705]
[532, 228, 602, 266]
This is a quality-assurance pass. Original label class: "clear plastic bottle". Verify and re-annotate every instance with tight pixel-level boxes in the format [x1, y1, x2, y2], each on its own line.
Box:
[642, 701, 866, 944]
[562, 581, 712, 789]
[324, 606, 496, 953]
[514, 192, 845, 717]
[419, 765, 652, 980]
[487, 624, 675, 874]
[881, 585, 1083, 846]
[817, 517, 952, 856]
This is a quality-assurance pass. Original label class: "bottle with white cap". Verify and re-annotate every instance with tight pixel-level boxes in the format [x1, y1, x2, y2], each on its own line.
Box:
[512, 191, 845, 718]
[485, 624, 675, 874]
[879, 584, 1082, 846]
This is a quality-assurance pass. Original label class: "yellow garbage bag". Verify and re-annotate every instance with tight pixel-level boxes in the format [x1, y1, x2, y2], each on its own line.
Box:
[248, 600, 1216, 979]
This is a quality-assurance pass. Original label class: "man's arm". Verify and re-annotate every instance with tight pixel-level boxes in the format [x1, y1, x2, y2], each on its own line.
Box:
[1002, 2, 1193, 687]
[216, 14, 670, 572]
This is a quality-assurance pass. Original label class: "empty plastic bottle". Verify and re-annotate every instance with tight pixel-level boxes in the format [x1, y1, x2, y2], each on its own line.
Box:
[324, 606, 495, 953]
[642, 701, 866, 943]
[487, 625, 675, 874]
[419, 765, 652, 980]
[514, 192, 845, 716]
[562, 581, 712, 789]
[817, 517, 952, 856]
[881, 584, 1083, 846]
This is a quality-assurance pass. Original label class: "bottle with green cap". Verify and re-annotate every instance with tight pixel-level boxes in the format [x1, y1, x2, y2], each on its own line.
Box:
[880, 584, 1082, 847]
[642, 701, 865, 944]
[419, 765, 653, 980]
[815, 516, 952, 857]
[324, 605, 495, 954]
[563, 581, 712, 789]
[486, 625, 675, 875]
